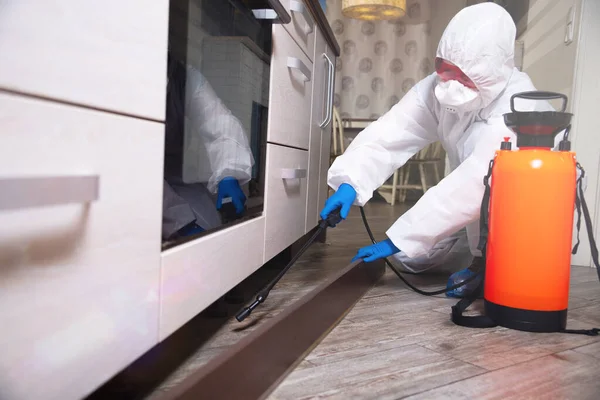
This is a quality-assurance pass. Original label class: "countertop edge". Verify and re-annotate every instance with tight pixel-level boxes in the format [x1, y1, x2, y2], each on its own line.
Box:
[303, 1, 341, 57]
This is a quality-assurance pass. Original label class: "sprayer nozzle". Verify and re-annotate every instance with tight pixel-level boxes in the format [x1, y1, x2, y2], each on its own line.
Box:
[235, 295, 265, 322]
[235, 307, 252, 322]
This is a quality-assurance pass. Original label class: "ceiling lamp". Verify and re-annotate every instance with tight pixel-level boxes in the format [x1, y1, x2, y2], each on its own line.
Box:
[342, 0, 406, 21]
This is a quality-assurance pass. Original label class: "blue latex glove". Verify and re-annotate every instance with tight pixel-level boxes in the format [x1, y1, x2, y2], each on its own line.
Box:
[446, 268, 483, 298]
[320, 183, 357, 222]
[352, 239, 400, 263]
[217, 177, 246, 215]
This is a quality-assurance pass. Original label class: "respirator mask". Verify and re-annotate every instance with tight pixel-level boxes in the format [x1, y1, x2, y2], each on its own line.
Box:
[434, 79, 482, 114]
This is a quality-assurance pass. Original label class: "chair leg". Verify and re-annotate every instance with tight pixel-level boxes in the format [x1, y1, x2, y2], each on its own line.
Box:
[396, 168, 404, 203]
[400, 165, 411, 202]
[433, 162, 441, 183]
[391, 170, 398, 206]
[419, 163, 428, 194]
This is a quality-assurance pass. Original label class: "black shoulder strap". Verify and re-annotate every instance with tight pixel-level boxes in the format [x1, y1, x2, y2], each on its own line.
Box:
[562, 164, 600, 336]
[451, 160, 497, 329]
[573, 164, 600, 278]
[450, 281, 496, 328]
[562, 163, 600, 336]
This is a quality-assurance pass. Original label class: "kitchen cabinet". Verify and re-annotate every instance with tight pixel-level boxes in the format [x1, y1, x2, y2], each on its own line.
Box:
[306, 28, 336, 232]
[0, 1, 338, 398]
[0, 0, 169, 121]
[160, 217, 266, 339]
[264, 144, 309, 261]
[0, 93, 164, 400]
[267, 24, 314, 150]
[281, 0, 317, 62]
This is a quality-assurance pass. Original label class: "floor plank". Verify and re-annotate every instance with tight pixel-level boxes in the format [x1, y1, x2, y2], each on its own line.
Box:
[265, 203, 600, 398]
[574, 341, 600, 360]
[404, 350, 600, 400]
[268, 344, 484, 400]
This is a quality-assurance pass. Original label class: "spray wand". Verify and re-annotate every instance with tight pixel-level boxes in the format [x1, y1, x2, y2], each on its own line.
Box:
[235, 208, 343, 322]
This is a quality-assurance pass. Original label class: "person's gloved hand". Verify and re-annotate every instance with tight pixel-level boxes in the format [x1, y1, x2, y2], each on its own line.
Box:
[217, 177, 247, 214]
[446, 268, 483, 298]
[320, 183, 357, 222]
[352, 239, 400, 263]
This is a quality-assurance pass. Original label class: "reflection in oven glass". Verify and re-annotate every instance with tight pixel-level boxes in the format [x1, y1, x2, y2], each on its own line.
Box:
[162, 0, 271, 249]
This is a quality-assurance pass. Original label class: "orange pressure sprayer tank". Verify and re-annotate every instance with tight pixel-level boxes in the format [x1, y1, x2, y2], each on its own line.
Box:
[483, 91, 576, 332]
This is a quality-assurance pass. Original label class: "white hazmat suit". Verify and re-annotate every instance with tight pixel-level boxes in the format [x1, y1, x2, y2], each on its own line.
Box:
[163, 55, 255, 239]
[328, 3, 554, 271]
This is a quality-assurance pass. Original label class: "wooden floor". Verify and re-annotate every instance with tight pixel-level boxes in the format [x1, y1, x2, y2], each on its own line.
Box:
[92, 201, 600, 400]
[268, 203, 600, 400]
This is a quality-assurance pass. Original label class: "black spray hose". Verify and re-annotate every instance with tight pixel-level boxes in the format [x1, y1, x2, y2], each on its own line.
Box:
[359, 206, 482, 296]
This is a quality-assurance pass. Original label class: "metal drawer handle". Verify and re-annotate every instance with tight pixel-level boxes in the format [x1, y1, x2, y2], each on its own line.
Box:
[320, 53, 335, 128]
[287, 57, 312, 82]
[251, 0, 292, 24]
[281, 168, 307, 179]
[0, 175, 99, 211]
[290, 0, 314, 34]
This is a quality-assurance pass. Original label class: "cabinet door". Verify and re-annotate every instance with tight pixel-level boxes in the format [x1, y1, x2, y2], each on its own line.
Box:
[0, 0, 169, 121]
[317, 45, 337, 219]
[0, 93, 163, 400]
[264, 144, 309, 262]
[305, 29, 331, 233]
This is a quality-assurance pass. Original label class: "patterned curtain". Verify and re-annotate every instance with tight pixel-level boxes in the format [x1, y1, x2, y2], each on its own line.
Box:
[326, 0, 433, 120]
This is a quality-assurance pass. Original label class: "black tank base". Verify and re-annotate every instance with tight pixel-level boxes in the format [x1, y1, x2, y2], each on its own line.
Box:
[484, 299, 567, 333]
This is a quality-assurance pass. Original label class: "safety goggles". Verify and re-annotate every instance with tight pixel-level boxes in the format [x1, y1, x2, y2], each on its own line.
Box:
[435, 58, 477, 90]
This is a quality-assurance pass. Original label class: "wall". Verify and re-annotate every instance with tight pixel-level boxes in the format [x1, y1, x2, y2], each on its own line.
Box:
[427, 0, 467, 61]
[169, 0, 208, 70]
[326, 0, 434, 120]
[519, 0, 582, 110]
[169, 0, 269, 144]
[202, 38, 270, 140]
[518, 0, 600, 268]
[427, 0, 466, 177]
[569, 0, 600, 268]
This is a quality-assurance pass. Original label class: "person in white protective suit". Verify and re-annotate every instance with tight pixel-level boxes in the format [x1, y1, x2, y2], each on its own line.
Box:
[163, 53, 255, 240]
[320, 3, 559, 297]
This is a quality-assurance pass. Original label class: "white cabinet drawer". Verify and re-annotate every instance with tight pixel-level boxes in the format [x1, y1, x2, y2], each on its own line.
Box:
[0, 0, 169, 121]
[160, 217, 266, 340]
[264, 144, 309, 261]
[281, 0, 316, 61]
[268, 24, 313, 150]
[0, 93, 164, 400]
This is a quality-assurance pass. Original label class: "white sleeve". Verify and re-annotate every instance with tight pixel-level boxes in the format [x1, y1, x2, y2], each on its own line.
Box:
[327, 79, 439, 206]
[387, 118, 514, 258]
[185, 66, 255, 193]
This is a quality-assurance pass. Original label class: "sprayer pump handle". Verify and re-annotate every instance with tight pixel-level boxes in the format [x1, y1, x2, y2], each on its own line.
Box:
[510, 91, 568, 113]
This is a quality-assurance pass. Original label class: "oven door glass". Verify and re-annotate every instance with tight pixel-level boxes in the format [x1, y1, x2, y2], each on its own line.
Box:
[162, 0, 284, 249]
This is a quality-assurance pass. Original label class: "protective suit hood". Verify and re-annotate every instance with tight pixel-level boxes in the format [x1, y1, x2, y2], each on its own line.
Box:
[436, 3, 516, 109]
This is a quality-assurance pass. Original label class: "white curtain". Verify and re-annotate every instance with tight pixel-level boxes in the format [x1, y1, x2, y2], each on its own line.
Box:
[326, 0, 433, 120]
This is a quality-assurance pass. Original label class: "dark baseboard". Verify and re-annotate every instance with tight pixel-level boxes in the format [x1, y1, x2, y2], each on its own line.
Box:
[156, 259, 385, 400]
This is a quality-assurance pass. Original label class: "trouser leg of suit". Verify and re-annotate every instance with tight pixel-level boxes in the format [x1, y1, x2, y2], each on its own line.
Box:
[162, 180, 197, 240]
[169, 182, 222, 231]
[162, 180, 223, 239]
[389, 228, 473, 274]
